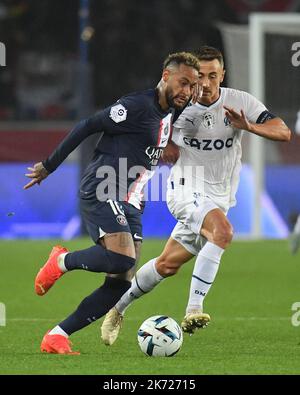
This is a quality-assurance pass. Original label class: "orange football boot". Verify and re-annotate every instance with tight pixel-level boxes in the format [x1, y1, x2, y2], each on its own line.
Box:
[35, 245, 68, 296]
[40, 331, 80, 355]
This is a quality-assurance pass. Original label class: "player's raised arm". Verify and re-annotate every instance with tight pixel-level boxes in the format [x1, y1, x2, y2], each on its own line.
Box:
[223, 105, 291, 142]
[23, 112, 105, 190]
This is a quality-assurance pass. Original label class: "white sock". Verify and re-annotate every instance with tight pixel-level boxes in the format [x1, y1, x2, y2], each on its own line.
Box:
[294, 215, 300, 234]
[57, 253, 68, 273]
[115, 258, 164, 314]
[48, 325, 69, 338]
[186, 242, 224, 314]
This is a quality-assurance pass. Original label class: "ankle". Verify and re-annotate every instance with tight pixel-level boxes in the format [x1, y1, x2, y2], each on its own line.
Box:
[186, 306, 203, 315]
[57, 253, 68, 272]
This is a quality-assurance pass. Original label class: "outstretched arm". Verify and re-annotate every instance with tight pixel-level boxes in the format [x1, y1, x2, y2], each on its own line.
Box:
[224, 106, 291, 142]
[23, 113, 104, 190]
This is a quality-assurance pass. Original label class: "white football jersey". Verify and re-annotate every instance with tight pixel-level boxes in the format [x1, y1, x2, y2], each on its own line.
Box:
[169, 87, 267, 210]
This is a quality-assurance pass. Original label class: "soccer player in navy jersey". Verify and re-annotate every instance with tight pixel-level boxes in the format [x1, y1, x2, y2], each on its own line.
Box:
[24, 52, 200, 354]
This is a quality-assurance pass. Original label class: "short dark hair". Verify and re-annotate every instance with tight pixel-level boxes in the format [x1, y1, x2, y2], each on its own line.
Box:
[196, 46, 224, 68]
[163, 52, 200, 73]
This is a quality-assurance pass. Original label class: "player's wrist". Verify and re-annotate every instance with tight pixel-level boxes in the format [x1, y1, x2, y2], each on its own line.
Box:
[40, 163, 49, 177]
[246, 122, 255, 133]
[42, 160, 53, 174]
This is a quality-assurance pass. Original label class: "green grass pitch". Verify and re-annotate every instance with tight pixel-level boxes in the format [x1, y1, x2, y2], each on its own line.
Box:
[0, 238, 300, 375]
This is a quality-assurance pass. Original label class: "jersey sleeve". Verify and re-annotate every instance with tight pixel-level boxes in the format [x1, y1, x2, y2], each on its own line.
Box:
[43, 112, 105, 173]
[242, 92, 268, 124]
[43, 95, 145, 173]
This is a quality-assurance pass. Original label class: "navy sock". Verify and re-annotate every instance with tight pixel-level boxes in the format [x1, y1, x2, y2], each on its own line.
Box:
[64, 244, 135, 274]
[59, 277, 131, 335]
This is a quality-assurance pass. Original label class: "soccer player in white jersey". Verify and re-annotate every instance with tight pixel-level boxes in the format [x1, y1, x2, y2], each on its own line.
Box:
[289, 110, 300, 254]
[101, 46, 291, 345]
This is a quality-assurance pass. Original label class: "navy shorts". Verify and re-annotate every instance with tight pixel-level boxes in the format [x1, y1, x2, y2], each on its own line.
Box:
[80, 198, 143, 244]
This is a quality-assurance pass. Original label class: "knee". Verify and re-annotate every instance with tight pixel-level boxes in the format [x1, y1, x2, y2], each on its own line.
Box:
[106, 250, 136, 274]
[212, 223, 234, 249]
[156, 257, 181, 277]
[107, 265, 136, 281]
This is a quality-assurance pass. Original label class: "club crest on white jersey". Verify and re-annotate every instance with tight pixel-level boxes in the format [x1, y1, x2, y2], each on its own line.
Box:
[200, 112, 216, 129]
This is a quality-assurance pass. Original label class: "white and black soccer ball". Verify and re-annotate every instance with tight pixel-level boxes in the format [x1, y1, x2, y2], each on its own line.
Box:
[137, 315, 183, 357]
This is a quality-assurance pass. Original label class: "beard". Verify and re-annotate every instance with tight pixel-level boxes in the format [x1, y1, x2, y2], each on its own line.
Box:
[165, 87, 189, 110]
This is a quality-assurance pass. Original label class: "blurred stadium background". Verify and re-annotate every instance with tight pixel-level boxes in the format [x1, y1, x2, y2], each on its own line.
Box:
[1, 0, 300, 240]
[1, 0, 300, 376]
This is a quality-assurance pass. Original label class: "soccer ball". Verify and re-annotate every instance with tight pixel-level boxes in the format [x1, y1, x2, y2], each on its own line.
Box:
[137, 315, 183, 357]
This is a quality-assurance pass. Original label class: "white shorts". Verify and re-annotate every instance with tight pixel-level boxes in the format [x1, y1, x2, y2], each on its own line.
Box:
[166, 189, 227, 256]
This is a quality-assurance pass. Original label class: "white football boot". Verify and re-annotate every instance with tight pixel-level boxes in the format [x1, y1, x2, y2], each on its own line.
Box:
[181, 310, 211, 334]
[101, 307, 123, 345]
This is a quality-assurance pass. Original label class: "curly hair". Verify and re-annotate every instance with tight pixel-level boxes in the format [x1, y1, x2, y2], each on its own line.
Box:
[163, 52, 200, 73]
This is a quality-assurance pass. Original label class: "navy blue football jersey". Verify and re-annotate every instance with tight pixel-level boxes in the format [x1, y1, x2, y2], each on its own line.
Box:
[43, 89, 175, 209]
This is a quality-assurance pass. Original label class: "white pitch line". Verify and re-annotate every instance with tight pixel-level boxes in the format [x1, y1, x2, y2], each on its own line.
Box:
[4, 316, 291, 322]
[231, 317, 290, 321]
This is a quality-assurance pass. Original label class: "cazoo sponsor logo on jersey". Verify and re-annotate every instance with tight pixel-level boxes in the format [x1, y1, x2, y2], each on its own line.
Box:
[183, 136, 234, 151]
